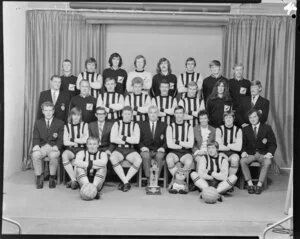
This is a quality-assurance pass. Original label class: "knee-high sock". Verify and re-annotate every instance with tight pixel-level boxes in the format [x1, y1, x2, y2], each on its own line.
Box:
[217, 175, 237, 194]
[63, 161, 76, 181]
[168, 164, 177, 176]
[94, 168, 107, 191]
[112, 162, 128, 184]
[191, 172, 208, 191]
[126, 164, 140, 182]
[76, 170, 89, 187]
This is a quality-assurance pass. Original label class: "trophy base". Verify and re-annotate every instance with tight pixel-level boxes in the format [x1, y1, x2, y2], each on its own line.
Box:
[146, 186, 161, 195]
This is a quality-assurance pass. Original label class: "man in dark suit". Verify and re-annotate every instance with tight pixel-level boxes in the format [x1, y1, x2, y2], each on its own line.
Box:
[240, 108, 277, 194]
[37, 75, 70, 123]
[139, 105, 167, 186]
[32, 101, 64, 189]
[236, 80, 269, 128]
[88, 106, 116, 155]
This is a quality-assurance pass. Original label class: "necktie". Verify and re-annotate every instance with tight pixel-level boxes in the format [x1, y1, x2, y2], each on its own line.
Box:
[151, 122, 155, 138]
[99, 123, 103, 143]
[52, 91, 57, 105]
[254, 126, 257, 139]
[47, 120, 50, 129]
[251, 96, 255, 107]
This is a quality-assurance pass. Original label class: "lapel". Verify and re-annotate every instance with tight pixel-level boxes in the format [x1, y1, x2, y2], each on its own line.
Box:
[46, 118, 55, 139]
[101, 121, 107, 139]
[153, 121, 160, 140]
[256, 124, 264, 140]
[254, 95, 261, 107]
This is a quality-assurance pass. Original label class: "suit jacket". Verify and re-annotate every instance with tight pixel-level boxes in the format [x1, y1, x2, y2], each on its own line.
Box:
[37, 90, 70, 123]
[192, 125, 216, 153]
[32, 118, 64, 150]
[242, 123, 277, 155]
[88, 120, 116, 153]
[236, 95, 269, 127]
[138, 120, 167, 151]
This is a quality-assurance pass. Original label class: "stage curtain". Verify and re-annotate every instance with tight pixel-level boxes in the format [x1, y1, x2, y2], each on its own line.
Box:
[222, 16, 295, 167]
[23, 10, 106, 169]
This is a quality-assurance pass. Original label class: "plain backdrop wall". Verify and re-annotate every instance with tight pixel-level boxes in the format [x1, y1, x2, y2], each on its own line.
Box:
[3, 2, 27, 179]
[106, 25, 224, 78]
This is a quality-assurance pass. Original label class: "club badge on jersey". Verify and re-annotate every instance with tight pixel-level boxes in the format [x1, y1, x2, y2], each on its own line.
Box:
[240, 87, 247, 94]
[224, 105, 231, 111]
[169, 82, 175, 90]
[61, 103, 65, 111]
[118, 76, 124, 83]
[69, 84, 75, 91]
[86, 103, 93, 111]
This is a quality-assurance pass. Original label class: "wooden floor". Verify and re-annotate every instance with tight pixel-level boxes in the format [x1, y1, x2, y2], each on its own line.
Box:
[2, 170, 292, 238]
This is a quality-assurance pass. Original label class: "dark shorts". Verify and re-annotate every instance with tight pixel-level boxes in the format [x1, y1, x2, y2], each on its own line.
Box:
[114, 147, 136, 158]
[207, 178, 222, 188]
[220, 151, 240, 157]
[66, 147, 85, 155]
[169, 150, 192, 160]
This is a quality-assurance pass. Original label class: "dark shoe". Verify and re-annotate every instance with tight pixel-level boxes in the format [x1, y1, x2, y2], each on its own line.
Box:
[44, 172, 49, 181]
[142, 179, 148, 187]
[95, 191, 101, 200]
[49, 176, 56, 189]
[179, 189, 188, 194]
[66, 181, 72, 188]
[118, 182, 124, 190]
[71, 181, 79, 190]
[122, 183, 131, 192]
[189, 184, 197, 192]
[255, 186, 263, 194]
[169, 188, 178, 194]
[218, 195, 223, 202]
[247, 185, 255, 194]
[36, 175, 43, 189]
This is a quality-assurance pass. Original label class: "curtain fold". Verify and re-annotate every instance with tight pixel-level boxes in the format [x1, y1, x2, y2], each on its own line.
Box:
[222, 16, 295, 167]
[23, 10, 106, 169]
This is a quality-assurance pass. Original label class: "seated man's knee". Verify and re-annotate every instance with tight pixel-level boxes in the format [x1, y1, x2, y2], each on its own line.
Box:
[190, 171, 199, 180]
[48, 151, 60, 160]
[230, 154, 240, 166]
[264, 158, 272, 166]
[140, 151, 151, 161]
[109, 152, 119, 164]
[228, 174, 238, 184]
[166, 154, 174, 164]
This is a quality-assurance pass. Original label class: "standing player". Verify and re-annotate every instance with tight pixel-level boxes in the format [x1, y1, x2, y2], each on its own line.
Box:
[32, 101, 64, 189]
[60, 59, 80, 98]
[193, 110, 216, 162]
[96, 77, 124, 121]
[75, 137, 108, 199]
[228, 63, 251, 110]
[236, 80, 270, 128]
[177, 57, 204, 96]
[76, 57, 103, 99]
[126, 55, 152, 94]
[150, 57, 177, 98]
[191, 141, 237, 195]
[202, 60, 228, 105]
[166, 106, 194, 176]
[62, 107, 89, 189]
[102, 53, 128, 95]
[37, 75, 70, 123]
[124, 77, 152, 122]
[152, 80, 177, 125]
[206, 79, 233, 128]
[69, 80, 97, 123]
[109, 106, 142, 192]
[178, 81, 205, 127]
[215, 111, 242, 177]
[240, 109, 277, 194]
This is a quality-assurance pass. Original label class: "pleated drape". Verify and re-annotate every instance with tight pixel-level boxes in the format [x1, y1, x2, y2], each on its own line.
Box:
[23, 10, 106, 169]
[222, 16, 295, 167]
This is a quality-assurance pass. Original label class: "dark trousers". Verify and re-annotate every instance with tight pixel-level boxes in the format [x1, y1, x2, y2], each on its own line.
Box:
[140, 151, 165, 178]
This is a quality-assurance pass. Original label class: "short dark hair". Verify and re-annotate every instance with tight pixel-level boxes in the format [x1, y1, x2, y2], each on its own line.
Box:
[198, 110, 208, 118]
[247, 108, 261, 118]
[41, 101, 54, 110]
[87, 137, 100, 144]
[132, 77, 144, 86]
[223, 110, 235, 118]
[104, 77, 116, 84]
[174, 105, 184, 113]
[123, 106, 133, 113]
[79, 79, 90, 87]
[50, 75, 61, 81]
[159, 79, 170, 87]
[185, 57, 196, 67]
[85, 57, 97, 69]
[108, 53, 123, 67]
[251, 80, 262, 87]
[63, 59, 72, 64]
[207, 141, 219, 149]
[209, 60, 221, 67]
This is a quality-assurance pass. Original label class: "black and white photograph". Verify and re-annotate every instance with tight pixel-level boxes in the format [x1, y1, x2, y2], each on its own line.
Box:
[1, 1, 297, 238]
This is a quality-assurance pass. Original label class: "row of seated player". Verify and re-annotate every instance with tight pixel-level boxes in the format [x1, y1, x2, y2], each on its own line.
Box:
[31, 101, 277, 200]
[37, 74, 269, 129]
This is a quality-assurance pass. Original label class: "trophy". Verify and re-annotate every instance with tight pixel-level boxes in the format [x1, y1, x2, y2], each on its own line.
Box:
[146, 160, 161, 195]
